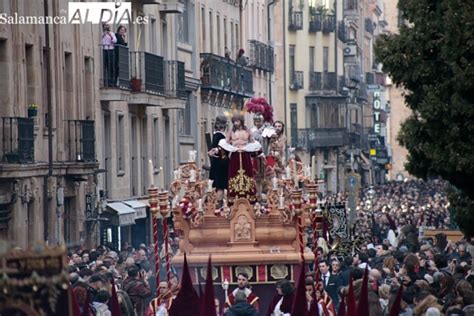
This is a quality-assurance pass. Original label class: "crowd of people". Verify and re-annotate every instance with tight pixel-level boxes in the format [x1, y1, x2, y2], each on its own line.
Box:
[68, 179, 474, 315]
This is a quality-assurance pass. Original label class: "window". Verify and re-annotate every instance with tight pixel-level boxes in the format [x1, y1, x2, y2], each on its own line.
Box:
[84, 57, 93, 118]
[217, 15, 221, 55]
[235, 24, 239, 51]
[289, 45, 295, 75]
[178, 1, 189, 43]
[201, 7, 206, 51]
[152, 117, 160, 169]
[323, 46, 329, 72]
[178, 92, 192, 136]
[150, 18, 157, 53]
[224, 17, 227, 51]
[117, 113, 125, 174]
[309, 46, 315, 71]
[230, 21, 234, 53]
[309, 103, 317, 128]
[25, 45, 35, 105]
[0, 40, 8, 109]
[290, 103, 297, 147]
[209, 11, 213, 53]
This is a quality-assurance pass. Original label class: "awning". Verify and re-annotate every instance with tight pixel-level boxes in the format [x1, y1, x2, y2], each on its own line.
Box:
[106, 202, 136, 226]
[123, 200, 148, 220]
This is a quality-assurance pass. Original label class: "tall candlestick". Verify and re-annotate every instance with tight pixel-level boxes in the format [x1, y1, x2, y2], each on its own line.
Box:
[311, 155, 316, 181]
[293, 160, 298, 187]
[272, 177, 278, 190]
[148, 160, 155, 187]
[159, 166, 164, 190]
[279, 195, 285, 208]
[285, 166, 291, 179]
[190, 169, 196, 182]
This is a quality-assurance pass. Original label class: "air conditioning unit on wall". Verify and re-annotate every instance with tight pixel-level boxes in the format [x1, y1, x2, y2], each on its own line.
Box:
[344, 45, 357, 56]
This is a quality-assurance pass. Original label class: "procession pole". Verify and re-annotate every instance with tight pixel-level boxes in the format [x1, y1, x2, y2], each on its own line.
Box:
[148, 185, 160, 291]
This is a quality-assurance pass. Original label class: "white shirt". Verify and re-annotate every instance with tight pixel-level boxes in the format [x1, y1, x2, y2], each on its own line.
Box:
[273, 297, 290, 316]
[322, 272, 331, 286]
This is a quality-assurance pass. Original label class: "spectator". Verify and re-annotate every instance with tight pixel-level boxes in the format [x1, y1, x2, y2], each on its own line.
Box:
[225, 291, 258, 316]
[122, 265, 152, 316]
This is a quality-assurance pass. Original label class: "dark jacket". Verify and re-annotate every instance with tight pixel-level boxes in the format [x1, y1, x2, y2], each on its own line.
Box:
[324, 274, 340, 309]
[225, 302, 258, 316]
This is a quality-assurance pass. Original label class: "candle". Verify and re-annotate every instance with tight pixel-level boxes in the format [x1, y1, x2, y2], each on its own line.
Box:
[148, 160, 154, 187]
[159, 166, 164, 190]
[311, 155, 316, 180]
[304, 165, 311, 178]
[208, 179, 214, 191]
[173, 170, 179, 180]
[293, 160, 298, 187]
[198, 198, 203, 210]
[190, 169, 196, 182]
[272, 177, 278, 190]
[285, 166, 291, 179]
[177, 168, 181, 180]
[279, 195, 285, 208]
[189, 150, 196, 162]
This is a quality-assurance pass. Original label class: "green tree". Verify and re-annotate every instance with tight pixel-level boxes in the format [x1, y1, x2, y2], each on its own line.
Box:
[375, 0, 474, 237]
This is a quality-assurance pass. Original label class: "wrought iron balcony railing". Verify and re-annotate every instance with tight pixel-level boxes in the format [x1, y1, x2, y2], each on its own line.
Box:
[130, 51, 165, 95]
[289, 11, 303, 31]
[309, 13, 322, 32]
[65, 120, 96, 163]
[1, 117, 34, 164]
[100, 44, 131, 90]
[322, 15, 335, 33]
[309, 72, 337, 91]
[290, 71, 304, 90]
[295, 128, 361, 149]
[200, 53, 253, 97]
[248, 40, 274, 73]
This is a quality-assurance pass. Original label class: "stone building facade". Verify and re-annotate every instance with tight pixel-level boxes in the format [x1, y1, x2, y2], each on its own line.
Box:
[0, 0, 275, 249]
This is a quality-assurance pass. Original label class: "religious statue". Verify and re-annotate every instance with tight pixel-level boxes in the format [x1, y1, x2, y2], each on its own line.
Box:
[218, 113, 261, 206]
[268, 120, 287, 179]
[208, 115, 229, 209]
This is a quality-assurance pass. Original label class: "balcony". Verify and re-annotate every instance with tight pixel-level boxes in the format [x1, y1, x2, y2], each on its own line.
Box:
[366, 72, 375, 85]
[365, 18, 375, 34]
[338, 21, 347, 42]
[322, 15, 335, 33]
[159, 0, 184, 13]
[165, 60, 187, 99]
[200, 53, 253, 98]
[309, 72, 337, 91]
[130, 51, 165, 95]
[248, 40, 274, 73]
[295, 128, 360, 149]
[65, 120, 96, 163]
[309, 13, 322, 32]
[289, 71, 304, 90]
[289, 11, 303, 31]
[0, 117, 34, 164]
[100, 44, 131, 90]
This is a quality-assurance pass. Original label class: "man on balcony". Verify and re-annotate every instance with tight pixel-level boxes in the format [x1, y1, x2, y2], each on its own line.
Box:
[218, 114, 261, 206]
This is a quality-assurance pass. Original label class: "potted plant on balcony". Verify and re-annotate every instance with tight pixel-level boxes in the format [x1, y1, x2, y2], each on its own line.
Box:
[27, 104, 38, 117]
[131, 77, 142, 92]
[5, 151, 19, 163]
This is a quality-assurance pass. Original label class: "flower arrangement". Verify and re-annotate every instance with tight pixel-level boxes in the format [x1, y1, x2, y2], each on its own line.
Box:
[27, 104, 38, 117]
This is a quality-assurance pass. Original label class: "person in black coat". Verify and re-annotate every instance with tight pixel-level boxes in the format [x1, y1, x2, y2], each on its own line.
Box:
[208, 115, 229, 209]
[225, 291, 258, 316]
[267, 279, 295, 316]
[319, 260, 340, 309]
[115, 25, 127, 84]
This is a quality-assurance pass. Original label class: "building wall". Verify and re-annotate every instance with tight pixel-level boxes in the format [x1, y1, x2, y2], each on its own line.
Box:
[383, 0, 411, 180]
